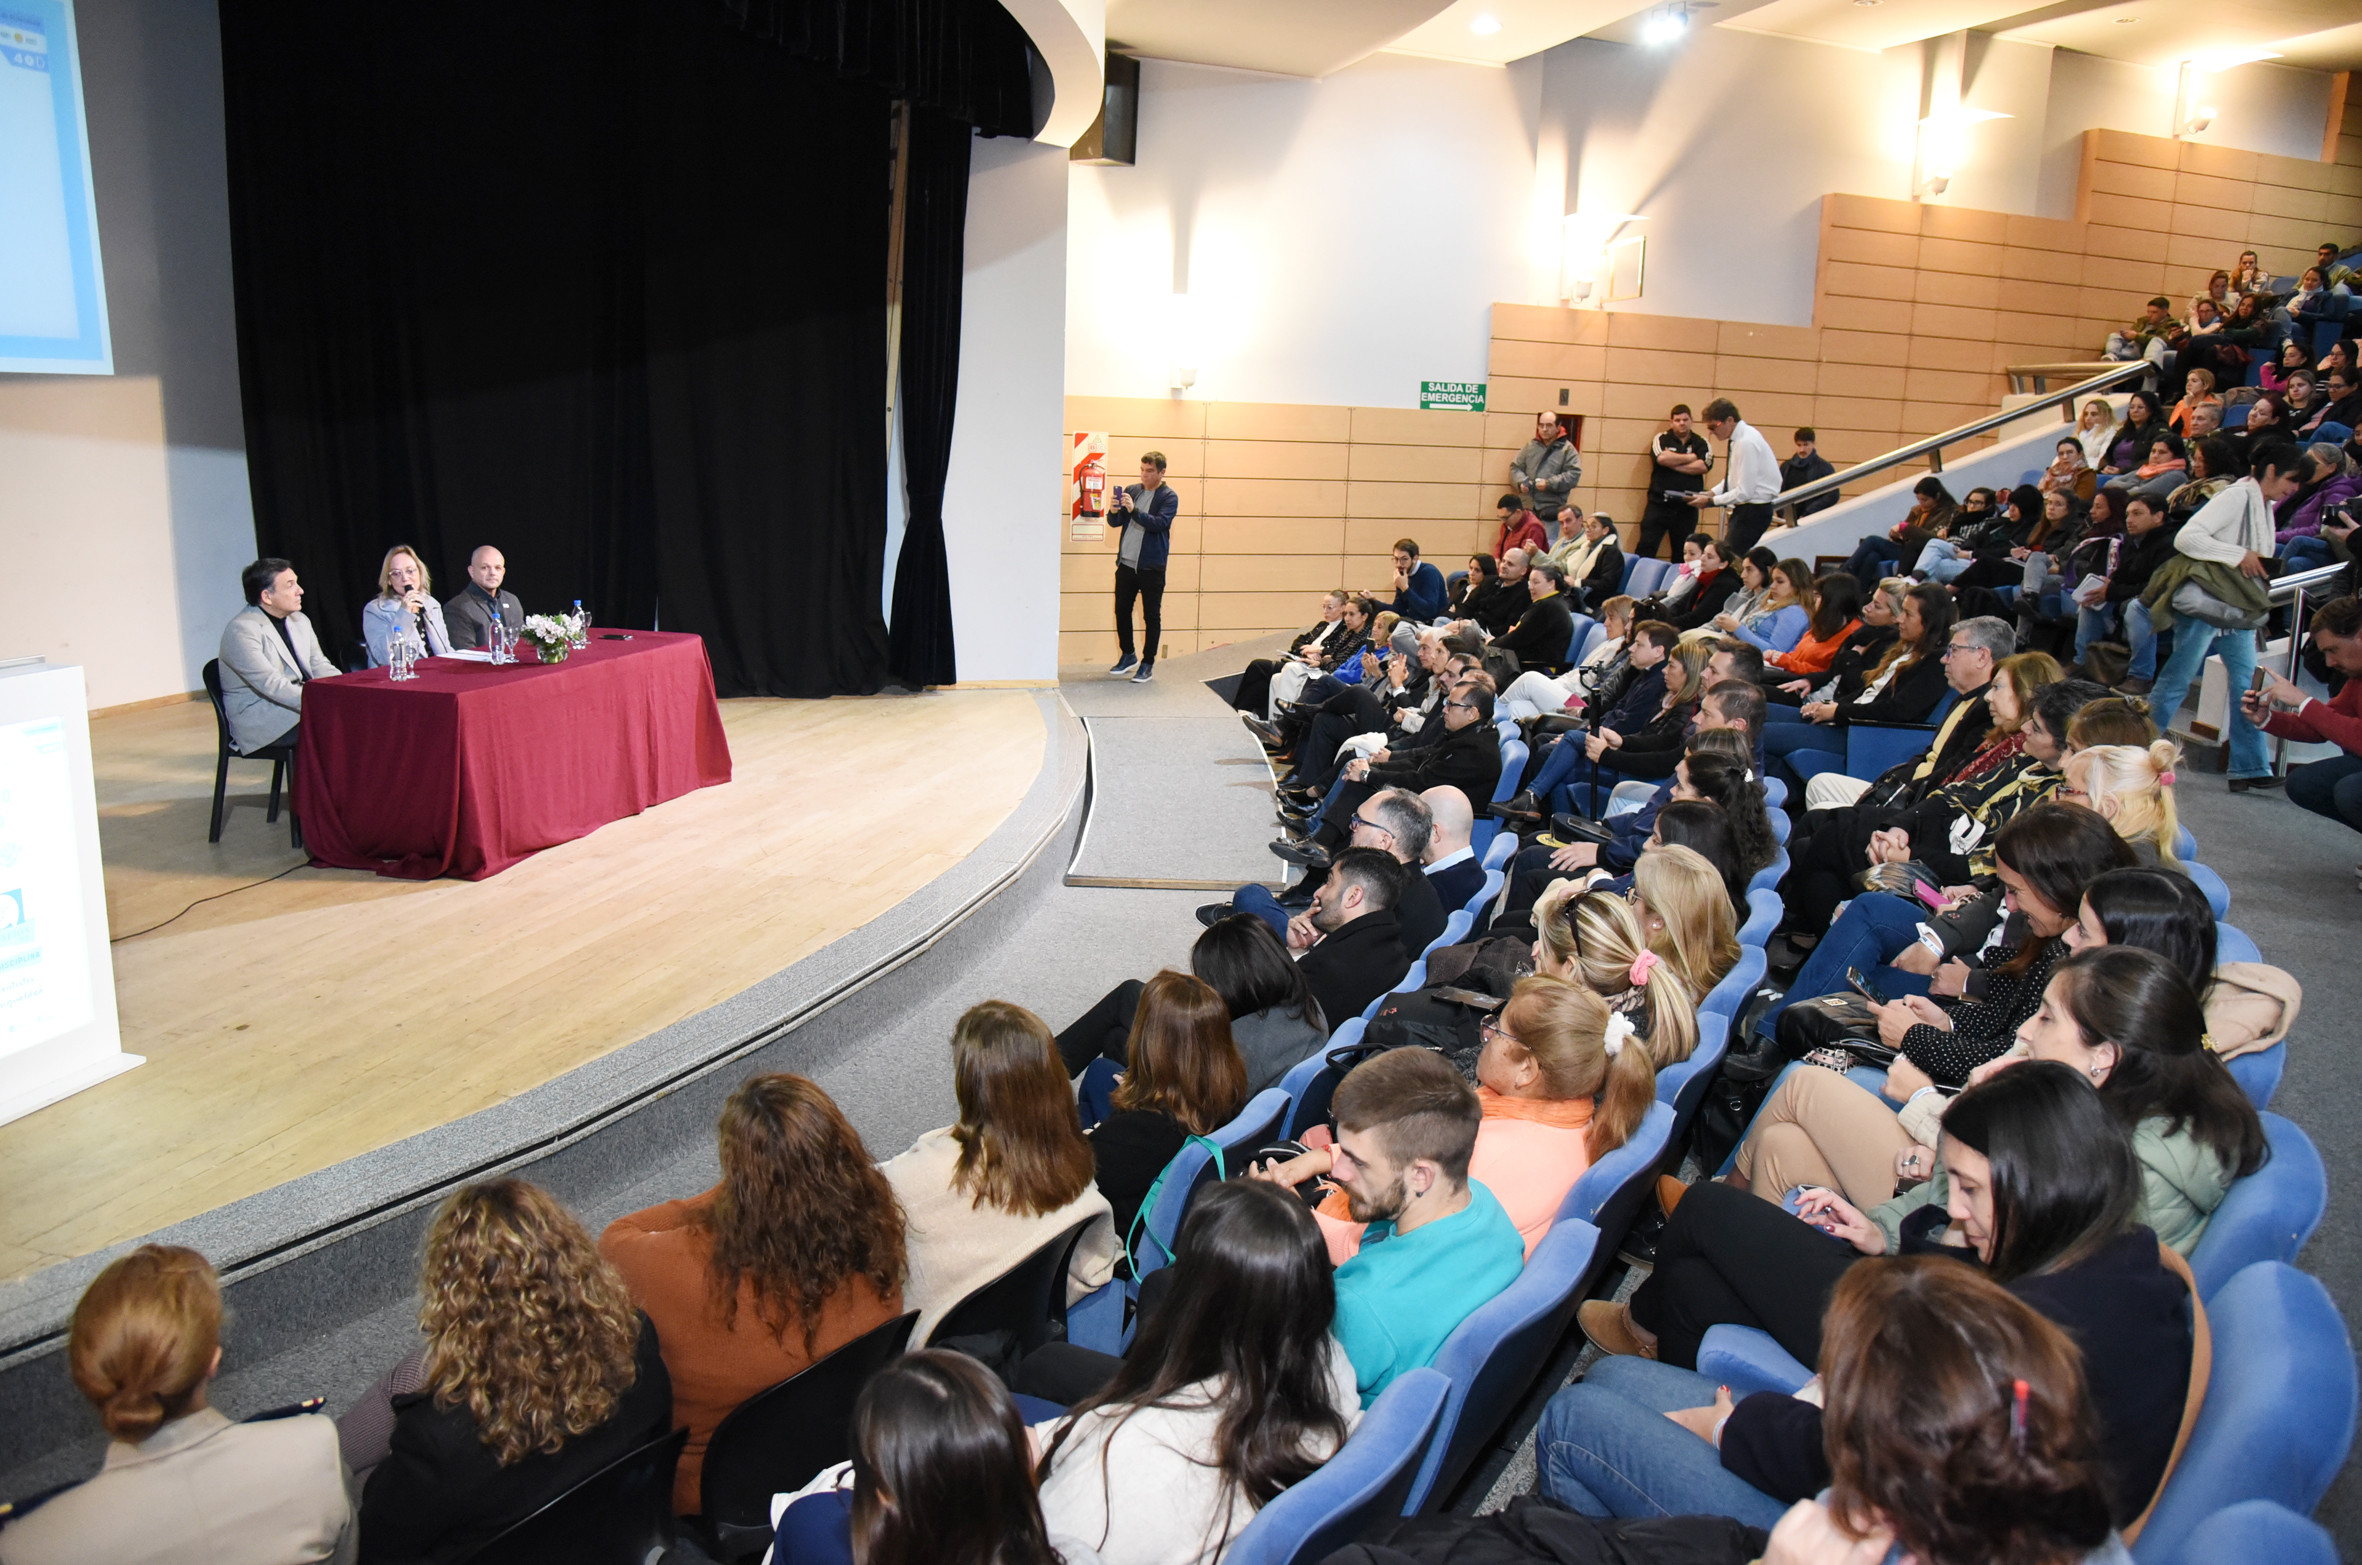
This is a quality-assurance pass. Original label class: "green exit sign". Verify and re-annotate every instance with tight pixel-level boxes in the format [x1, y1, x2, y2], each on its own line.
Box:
[1420, 380, 1486, 411]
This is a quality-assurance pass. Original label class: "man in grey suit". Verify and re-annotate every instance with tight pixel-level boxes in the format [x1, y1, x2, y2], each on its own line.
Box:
[442, 545, 525, 650]
[219, 558, 340, 753]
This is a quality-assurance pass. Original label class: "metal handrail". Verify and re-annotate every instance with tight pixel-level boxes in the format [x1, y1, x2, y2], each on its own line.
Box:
[2270, 562, 2348, 773]
[2003, 361, 2129, 395]
[2270, 562, 2346, 605]
[1772, 360, 2150, 516]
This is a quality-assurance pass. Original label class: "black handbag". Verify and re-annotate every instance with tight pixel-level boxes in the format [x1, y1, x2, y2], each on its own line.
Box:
[1773, 993, 1901, 1069]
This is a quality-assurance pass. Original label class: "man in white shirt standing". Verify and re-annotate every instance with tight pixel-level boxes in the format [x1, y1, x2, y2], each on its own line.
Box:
[1686, 397, 1782, 558]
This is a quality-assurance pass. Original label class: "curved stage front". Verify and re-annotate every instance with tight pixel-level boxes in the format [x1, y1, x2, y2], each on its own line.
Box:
[0, 685, 1090, 1491]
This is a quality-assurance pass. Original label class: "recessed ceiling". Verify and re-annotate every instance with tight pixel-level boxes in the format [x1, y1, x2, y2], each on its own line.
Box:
[1996, 0, 2362, 70]
[1380, 0, 1669, 66]
[1104, 0, 1456, 76]
[1721, 0, 2062, 53]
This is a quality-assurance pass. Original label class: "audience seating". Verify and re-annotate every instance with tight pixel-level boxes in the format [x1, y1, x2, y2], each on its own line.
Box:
[1738, 887, 1781, 949]
[698, 1312, 919, 1561]
[1223, 1368, 1450, 1565]
[1465, 868, 1506, 919]
[1746, 847, 1789, 897]
[1473, 737, 1528, 859]
[2133, 1262, 2357, 1560]
[1766, 806, 1790, 846]
[2187, 1114, 2328, 1303]
[2175, 824, 2198, 861]
[2187, 860, 2233, 920]
[1555, 1101, 1674, 1242]
[1761, 775, 1785, 809]
[2166, 1500, 2339, 1565]
[2227, 1042, 2285, 1112]
[2218, 923, 2260, 964]
[452, 1426, 687, 1565]
[926, 1217, 1099, 1356]
[1403, 1219, 1603, 1513]
[1426, 909, 1474, 957]
[201, 658, 302, 849]
[1563, 613, 1598, 667]
[1279, 1019, 1371, 1141]
[1133, 1089, 1291, 1283]
[1481, 832, 1517, 872]
[1572, 621, 1608, 666]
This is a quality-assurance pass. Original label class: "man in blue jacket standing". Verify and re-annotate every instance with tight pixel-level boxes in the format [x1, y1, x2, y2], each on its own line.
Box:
[1110, 450, 1179, 683]
[1385, 538, 1447, 622]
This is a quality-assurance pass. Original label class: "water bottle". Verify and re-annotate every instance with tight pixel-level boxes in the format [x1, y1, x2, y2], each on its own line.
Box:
[572, 599, 588, 648]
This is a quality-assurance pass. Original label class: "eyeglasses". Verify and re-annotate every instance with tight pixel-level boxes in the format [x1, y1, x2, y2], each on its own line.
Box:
[1349, 813, 1394, 839]
[1479, 1014, 1517, 1047]
[1445, 699, 1477, 712]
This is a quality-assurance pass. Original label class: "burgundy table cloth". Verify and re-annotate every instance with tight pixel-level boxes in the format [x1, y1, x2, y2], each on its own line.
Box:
[293, 631, 733, 880]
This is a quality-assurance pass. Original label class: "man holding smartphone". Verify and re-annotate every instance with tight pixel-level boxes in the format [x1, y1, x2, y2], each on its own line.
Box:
[2245, 594, 2362, 856]
[1109, 452, 1178, 683]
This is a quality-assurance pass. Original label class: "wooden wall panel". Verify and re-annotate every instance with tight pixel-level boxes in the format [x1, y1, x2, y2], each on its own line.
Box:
[1058, 124, 2354, 666]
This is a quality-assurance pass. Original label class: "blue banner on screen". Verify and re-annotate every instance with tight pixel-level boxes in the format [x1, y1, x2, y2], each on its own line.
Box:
[0, 0, 109, 375]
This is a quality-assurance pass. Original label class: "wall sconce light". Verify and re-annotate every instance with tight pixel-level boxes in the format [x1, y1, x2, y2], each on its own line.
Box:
[2174, 53, 2275, 139]
[1560, 212, 1645, 307]
[1914, 108, 2009, 199]
[1168, 292, 1199, 392]
[1640, 4, 1690, 46]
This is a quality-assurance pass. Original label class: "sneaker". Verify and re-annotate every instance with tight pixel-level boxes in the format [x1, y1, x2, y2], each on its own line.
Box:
[1108, 653, 1139, 675]
[1131, 663, 1155, 683]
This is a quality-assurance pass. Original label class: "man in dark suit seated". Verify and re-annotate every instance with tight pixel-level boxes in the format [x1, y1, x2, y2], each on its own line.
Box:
[1220, 787, 1446, 952]
[1273, 685, 1502, 871]
[442, 546, 525, 651]
[1289, 847, 1414, 1029]
[1491, 559, 1577, 674]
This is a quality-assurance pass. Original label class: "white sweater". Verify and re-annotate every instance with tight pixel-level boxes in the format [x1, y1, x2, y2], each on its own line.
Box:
[2174, 476, 2274, 568]
[1034, 1338, 1363, 1565]
[880, 1126, 1120, 1344]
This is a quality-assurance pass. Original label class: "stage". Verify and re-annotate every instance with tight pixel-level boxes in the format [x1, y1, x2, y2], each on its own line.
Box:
[0, 688, 1049, 1291]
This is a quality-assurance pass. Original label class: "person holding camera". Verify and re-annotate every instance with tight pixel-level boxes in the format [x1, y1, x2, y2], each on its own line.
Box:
[1108, 451, 1178, 683]
[2246, 594, 2362, 855]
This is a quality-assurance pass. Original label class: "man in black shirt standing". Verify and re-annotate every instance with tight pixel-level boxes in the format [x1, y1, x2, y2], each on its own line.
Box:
[1638, 403, 1712, 561]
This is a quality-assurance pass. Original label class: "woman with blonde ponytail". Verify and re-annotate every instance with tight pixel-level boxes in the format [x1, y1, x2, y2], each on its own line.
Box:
[2064, 740, 2184, 869]
[1534, 879, 1701, 1068]
[3, 1246, 355, 1565]
[1274, 974, 1655, 1259]
[1632, 844, 1740, 997]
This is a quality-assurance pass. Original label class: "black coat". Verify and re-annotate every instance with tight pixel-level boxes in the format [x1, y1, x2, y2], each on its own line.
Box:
[1828, 653, 1951, 728]
[1427, 855, 1487, 918]
[1493, 592, 1576, 673]
[1574, 542, 1625, 611]
[359, 1314, 674, 1564]
[1667, 568, 1740, 632]
[1396, 862, 1448, 955]
[1333, 1496, 1765, 1565]
[1371, 721, 1503, 808]
[1465, 577, 1524, 637]
[1297, 909, 1412, 1031]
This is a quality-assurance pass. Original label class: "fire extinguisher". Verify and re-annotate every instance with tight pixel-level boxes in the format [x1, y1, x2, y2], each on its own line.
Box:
[1078, 455, 1106, 518]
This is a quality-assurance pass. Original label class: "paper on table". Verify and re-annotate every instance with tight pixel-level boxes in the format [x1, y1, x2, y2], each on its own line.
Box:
[440, 648, 495, 663]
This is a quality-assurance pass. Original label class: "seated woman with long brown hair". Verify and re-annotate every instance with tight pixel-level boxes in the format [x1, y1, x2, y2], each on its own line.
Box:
[601, 1073, 906, 1514]
[1083, 970, 1247, 1255]
[882, 1001, 1119, 1344]
[0, 1246, 353, 1565]
[357, 1180, 671, 1562]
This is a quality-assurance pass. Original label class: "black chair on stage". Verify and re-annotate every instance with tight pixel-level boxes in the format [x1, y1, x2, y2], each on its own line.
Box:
[202, 658, 302, 849]
[695, 1309, 920, 1563]
[452, 1425, 686, 1565]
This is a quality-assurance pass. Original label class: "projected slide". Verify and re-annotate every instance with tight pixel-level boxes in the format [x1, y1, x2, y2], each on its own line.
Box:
[0, 716, 94, 1060]
[0, 0, 109, 374]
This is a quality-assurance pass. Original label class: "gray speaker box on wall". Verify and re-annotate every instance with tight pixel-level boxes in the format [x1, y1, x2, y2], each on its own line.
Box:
[1071, 53, 1139, 166]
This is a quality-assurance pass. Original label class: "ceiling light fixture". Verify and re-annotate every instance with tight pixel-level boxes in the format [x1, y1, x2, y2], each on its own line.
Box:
[1641, 5, 1690, 46]
[1469, 13, 1503, 34]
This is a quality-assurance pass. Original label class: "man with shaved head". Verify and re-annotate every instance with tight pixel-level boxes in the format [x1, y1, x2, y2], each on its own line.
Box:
[1419, 786, 1485, 916]
[442, 545, 525, 652]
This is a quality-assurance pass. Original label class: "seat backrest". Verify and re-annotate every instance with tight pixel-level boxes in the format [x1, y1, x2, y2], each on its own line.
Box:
[1481, 832, 1517, 872]
[1702, 946, 1767, 1026]
[454, 1426, 687, 1565]
[1842, 720, 1935, 781]
[1281, 1020, 1369, 1140]
[2225, 1042, 2284, 1111]
[2216, 922, 2260, 964]
[1696, 1324, 1814, 1398]
[1573, 622, 1607, 665]
[2188, 1113, 2327, 1302]
[200, 658, 233, 747]
[2165, 1500, 2338, 1565]
[1225, 1369, 1450, 1565]
[1406, 1220, 1602, 1512]
[2186, 860, 2231, 920]
[1464, 867, 1505, 918]
[1766, 805, 1790, 846]
[704, 1311, 919, 1530]
[1761, 774, 1785, 809]
[1657, 1005, 1732, 1131]
[1137, 1089, 1293, 1278]
[1556, 1101, 1674, 1235]
[927, 1217, 1096, 1353]
[1739, 888, 1781, 949]
[1746, 848, 1789, 897]
[1424, 908, 1473, 956]
[1563, 613, 1597, 665]
[2132, 1262, 2357, 1557]
[2174, 823, 2197, 861]
[1473, 738, 1528, 859]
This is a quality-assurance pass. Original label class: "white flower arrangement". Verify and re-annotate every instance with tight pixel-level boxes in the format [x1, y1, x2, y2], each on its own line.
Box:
[521, 610, 587, 661]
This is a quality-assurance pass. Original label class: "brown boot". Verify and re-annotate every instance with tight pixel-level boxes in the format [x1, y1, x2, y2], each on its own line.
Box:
[1656, 1175, 1689, 1218]
[1578, 1299, 1658, 1359]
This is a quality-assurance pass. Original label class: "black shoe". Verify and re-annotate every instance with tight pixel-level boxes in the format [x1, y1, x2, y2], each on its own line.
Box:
[1275, 884, 1318, 909]
[1277, 783, 1321, 806]
[1195, 902, 1233, 927]
[1616, 1206, 1667, 1268]
[1241, 715, 1285, 746]
[1488, 790, 1545, 824]
[2229, 774, 2284, 793]
[1550, 813, 1616, 846]
[1270, 839, 1332, 870]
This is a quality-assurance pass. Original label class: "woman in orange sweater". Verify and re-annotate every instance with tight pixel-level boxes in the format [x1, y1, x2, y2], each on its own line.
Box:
[1760, 571, 1863, 680]
[601, 1074, 906, 1514]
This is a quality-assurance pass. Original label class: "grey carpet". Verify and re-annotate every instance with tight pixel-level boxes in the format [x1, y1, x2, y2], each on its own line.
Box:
[1066, 717, 1283, 889]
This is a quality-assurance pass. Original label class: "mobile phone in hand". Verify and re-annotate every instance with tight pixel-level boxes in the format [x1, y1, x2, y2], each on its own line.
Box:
[1847, 966, 1888, 1005]
[1911, 881, 1947, 910]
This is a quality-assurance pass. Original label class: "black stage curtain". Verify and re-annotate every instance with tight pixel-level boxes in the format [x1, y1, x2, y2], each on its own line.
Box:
[888, 109, 975, 688]
[219, 0, 1033, 696]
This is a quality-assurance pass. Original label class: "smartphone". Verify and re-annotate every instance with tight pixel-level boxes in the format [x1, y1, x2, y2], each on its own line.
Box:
[2250, 668, 2272, 696]
[1847, 966, 1888, 1005]
[1911, 881, 1948, 910]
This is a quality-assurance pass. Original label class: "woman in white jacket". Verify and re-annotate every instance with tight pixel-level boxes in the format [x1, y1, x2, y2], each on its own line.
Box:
[2135, 439, 2307, 790]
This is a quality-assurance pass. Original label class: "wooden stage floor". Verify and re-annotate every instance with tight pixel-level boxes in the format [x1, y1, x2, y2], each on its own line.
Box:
[0, 690, 1047, 1283]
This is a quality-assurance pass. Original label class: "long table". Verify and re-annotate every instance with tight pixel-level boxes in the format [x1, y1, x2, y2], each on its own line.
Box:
[293, 631, 733, 879]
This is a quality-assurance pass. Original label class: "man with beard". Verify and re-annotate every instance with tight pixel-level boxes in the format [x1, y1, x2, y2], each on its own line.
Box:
[1257, 1048, 1524, 1404]
[1285, 848, 1414, 1029]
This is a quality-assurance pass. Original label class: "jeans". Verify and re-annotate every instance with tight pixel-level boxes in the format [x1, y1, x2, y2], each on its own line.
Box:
[2121, 598, 2162, 680]
[2288, 752, 2362, 832]
[2074, 603, 2115, 662]
[1535, 1358, 1790, 1529]
[2148, 620, 2269, 778]
[1763, 703, 1813, 726]
[1915, 539, 1972, 583]
[1754, 891, 1933, 1039]
[2281, 536, 2339, 574]
[1113, 563, 1164, 666]
[1231, 883, 1293, 939]
[1840, 540, 1897, 592]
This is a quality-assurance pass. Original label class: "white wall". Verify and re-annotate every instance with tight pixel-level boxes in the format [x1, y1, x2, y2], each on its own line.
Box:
[0, 0, 256, 711]
[1065, 52, 1543, 405]
[941, 135, 1071, 682]
[2036, 53, 2337, 220]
